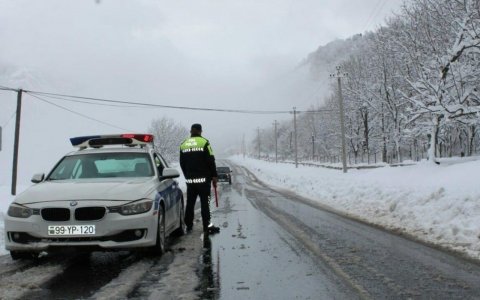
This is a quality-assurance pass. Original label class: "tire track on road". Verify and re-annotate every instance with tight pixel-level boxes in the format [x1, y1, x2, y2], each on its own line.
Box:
[0, 260, 70, 300]
[234, 163, 480, 299]
[19, 252, 141, 300]
[243, 187, 372, 300]
[0, 255, 36, 278]
[90, 258, 154, 300]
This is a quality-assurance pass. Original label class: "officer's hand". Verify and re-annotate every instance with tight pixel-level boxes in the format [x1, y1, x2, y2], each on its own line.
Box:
[212, 177, 218, 188]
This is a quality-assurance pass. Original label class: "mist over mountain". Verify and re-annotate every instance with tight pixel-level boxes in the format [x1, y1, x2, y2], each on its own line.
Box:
[0, 33, 369, 182]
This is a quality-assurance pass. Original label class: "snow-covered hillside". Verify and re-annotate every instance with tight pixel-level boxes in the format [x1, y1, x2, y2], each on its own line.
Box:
[231, 156, 480, 260]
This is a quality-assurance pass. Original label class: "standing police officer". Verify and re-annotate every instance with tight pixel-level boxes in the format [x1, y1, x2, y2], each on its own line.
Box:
[180, 123, 220, 235]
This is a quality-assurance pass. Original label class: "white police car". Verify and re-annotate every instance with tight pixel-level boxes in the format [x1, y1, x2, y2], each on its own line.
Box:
[4, 134, 185, 259]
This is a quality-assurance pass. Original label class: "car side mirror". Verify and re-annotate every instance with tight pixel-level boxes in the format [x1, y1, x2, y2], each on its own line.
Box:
[160, 168, 180, 180]
[31, 173, 45, 183]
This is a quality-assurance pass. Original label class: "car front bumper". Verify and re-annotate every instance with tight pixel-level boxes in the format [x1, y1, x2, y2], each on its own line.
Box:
[217, 175, 231, 182]
[4, 201, 158, 253]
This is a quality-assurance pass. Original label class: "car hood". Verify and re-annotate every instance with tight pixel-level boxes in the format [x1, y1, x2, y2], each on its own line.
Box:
[14, 178, 157, 205]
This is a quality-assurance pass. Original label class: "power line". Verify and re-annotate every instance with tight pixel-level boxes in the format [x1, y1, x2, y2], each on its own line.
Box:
[1, 84, 337, 114]
[37, 93, 145, 108]
[0, 84, 19, 91]
[28, 93, 131, 131]
[362, 0, 389, 32]
[2, 111, 16, 128]
[362, 0, 383, 30]
[25, 90, 291, 114]
[29, 90, 337, 114]
[0, 87, 18, 92]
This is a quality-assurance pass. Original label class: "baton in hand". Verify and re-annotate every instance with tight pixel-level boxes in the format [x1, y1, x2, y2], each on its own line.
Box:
[213, 183, 219, 207]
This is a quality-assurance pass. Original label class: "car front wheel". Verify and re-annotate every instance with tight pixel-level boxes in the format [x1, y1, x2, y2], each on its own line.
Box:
[172, 200, 186, 237]
[151, 207, 166, 255]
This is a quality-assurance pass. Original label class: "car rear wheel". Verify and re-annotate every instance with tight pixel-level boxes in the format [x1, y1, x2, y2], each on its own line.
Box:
[151, 207, 166, 255]
[172, 200, 186, 237]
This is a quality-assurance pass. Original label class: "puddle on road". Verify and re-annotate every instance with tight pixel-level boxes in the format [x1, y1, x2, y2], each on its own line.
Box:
[197, 236, 220, 299]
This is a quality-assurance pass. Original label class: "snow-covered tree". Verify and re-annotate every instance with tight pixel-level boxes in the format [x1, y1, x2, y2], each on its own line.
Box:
[148, 117, 188, 163]
[251, 0, 480, 165]
[395, 0, 480, 162]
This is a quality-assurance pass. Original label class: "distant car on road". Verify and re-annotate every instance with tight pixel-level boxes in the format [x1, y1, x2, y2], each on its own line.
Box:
[4, 134, 185, 260]
[216, 166, 232, 185]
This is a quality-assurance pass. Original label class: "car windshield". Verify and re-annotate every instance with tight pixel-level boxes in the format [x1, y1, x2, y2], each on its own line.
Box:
[48, 152, 154, 180]
[217, 167, 230, 173]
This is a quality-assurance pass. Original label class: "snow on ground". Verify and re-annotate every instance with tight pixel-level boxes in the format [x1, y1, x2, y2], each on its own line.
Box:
[230, 156, 480, 260]
[0, 219, 4, 255]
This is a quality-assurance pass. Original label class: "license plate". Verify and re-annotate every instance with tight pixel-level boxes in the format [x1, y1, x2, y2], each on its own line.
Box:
[48, 225, 96, 236]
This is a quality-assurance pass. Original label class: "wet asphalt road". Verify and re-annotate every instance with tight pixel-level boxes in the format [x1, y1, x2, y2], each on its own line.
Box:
[205, 169, 357, 299]
[204, 162, 480, 299]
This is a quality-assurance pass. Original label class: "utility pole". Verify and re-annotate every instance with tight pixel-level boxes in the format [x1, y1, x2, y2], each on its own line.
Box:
[310, 114, 316, 161]
[257, 127, 261, 159]
[293, 107, 298, 168]
[311, 133, 315, 161]
[330, 66, 348, 173]
[12, 89, 23, 195]
[273, 120, 278, 163]
[242, 134, 246, 158]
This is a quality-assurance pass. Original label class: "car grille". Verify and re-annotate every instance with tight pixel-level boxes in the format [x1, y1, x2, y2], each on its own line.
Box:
[40, 207, 107, 221]
[9, 230, 146, 244]
[42, 208, 71, 221]
[75, 207, 106, 221]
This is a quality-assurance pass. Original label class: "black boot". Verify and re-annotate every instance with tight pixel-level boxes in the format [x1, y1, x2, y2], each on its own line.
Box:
[205, 224, 220, 235]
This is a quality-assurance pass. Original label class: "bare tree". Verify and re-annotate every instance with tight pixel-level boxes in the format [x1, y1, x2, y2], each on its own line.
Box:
[148, 117, 189, 163]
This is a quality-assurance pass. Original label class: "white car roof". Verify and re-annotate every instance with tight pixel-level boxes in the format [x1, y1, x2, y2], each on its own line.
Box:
[64, 146, 152, 156]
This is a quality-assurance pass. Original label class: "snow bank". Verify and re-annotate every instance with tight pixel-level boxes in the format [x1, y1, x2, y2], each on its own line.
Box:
[231, 156, 480, 260]
[0, 215, 5, 255]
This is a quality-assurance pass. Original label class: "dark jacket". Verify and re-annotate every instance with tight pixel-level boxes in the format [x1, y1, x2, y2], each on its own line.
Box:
[180, 135, 217, 182]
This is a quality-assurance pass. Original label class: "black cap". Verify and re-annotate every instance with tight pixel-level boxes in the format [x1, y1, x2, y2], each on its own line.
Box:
[191, 123, 202, 131]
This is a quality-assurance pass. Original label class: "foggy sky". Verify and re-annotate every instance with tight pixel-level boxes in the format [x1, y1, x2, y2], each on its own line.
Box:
[0, 0, 403, 185]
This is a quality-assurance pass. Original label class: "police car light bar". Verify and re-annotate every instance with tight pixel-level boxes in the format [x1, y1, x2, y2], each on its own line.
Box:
[70, 134, 154, 148]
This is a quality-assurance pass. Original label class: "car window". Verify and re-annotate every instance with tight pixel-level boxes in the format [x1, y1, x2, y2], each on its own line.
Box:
[49, 157, 82, 180]
[153, 154, 166, 176]
[217, 167, 230, 173]
[48, 152, 154, 180]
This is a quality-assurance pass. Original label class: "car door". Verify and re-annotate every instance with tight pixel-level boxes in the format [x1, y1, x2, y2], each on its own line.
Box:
[153, 153, 178, 231]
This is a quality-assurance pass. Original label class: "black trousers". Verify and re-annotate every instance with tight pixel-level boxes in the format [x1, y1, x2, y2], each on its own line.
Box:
[185, 180, 211, 231]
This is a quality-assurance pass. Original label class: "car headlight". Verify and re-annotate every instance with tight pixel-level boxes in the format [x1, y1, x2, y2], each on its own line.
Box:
[8, 204, 33, 218]
[119, 200, 153, 215]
